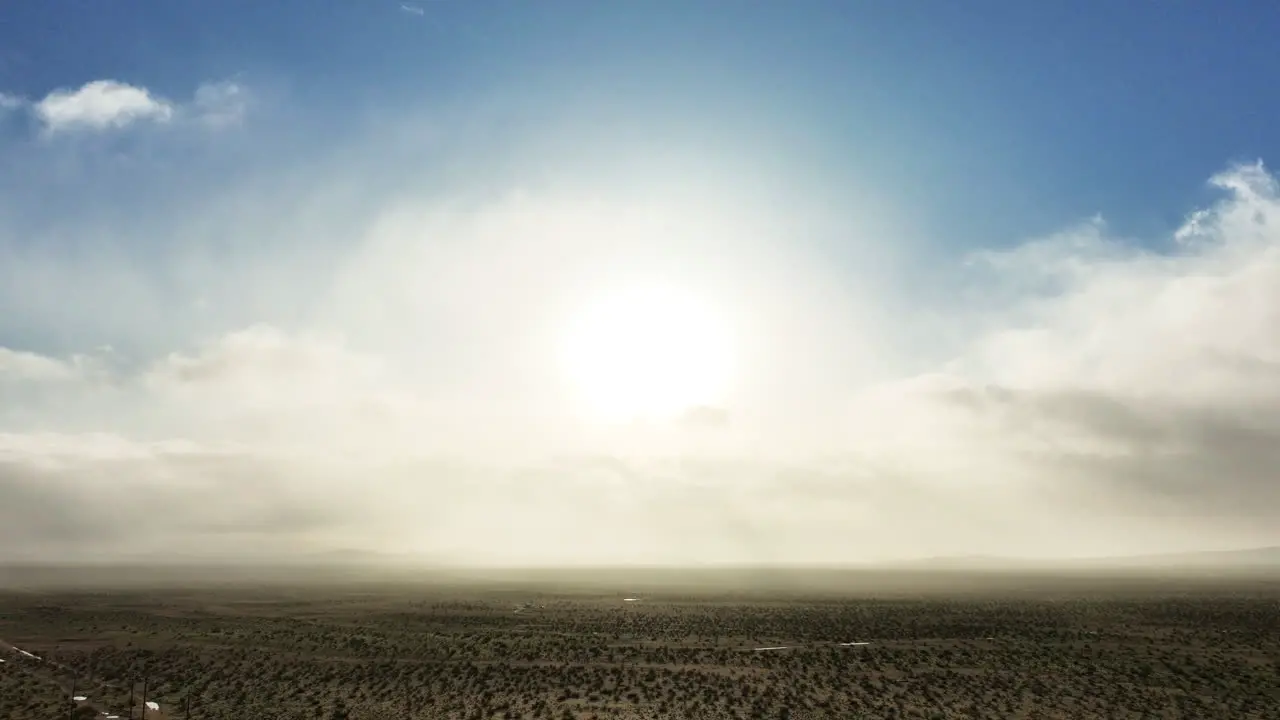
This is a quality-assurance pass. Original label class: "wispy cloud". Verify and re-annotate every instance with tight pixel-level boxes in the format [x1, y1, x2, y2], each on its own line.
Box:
[399, 3, 426, 16]
[192, 80, 249, 129]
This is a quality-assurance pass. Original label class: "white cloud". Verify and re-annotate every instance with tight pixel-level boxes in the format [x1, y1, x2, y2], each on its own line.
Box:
[0, 78, 248, 134]
[35, 80, 175, 132]
[958, 162, 1280, 403]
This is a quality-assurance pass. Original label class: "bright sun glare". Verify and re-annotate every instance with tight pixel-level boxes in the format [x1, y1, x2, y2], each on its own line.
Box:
[561, 286, 733, 423]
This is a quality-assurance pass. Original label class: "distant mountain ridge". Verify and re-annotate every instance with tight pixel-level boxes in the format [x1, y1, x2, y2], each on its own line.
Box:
[1083, 546, 1280, 567]
[899, 546, 1280, 570]
[3, 547, 1278, 570]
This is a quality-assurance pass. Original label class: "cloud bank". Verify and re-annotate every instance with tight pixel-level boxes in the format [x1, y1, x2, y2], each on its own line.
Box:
[1, 76, 1278, 565]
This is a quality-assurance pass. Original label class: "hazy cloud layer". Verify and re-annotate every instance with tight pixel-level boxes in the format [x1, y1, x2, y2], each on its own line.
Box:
[1, 78, 1279, 563]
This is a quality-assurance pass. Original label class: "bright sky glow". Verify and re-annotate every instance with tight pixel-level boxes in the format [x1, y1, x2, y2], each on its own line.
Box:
[561, 285, 734, 423]
[2, 2, 1280, 566]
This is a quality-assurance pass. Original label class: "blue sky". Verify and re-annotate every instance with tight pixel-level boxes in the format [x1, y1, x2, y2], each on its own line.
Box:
[6, 0, 1279, 246]
[3, 2, 1280, 564]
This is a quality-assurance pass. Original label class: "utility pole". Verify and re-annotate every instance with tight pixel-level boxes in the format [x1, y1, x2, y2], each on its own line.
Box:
[68, 673, 77, 720]
[185, 694, 191, 720]
[140, 678, 148, 720]
[129, 678, 135, 720]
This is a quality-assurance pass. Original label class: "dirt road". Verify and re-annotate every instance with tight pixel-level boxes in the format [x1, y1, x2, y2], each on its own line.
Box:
[0, 637, 172, 720]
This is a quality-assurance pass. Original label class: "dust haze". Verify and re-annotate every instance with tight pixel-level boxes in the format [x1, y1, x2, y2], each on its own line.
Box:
[3, 84, 1280, 566]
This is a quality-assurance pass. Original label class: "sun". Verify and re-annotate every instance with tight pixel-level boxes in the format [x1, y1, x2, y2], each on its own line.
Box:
[560, 285, 734, 422]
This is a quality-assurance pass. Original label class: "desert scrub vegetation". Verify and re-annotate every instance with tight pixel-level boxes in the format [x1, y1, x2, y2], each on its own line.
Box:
[1, 580, 1278, 719]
